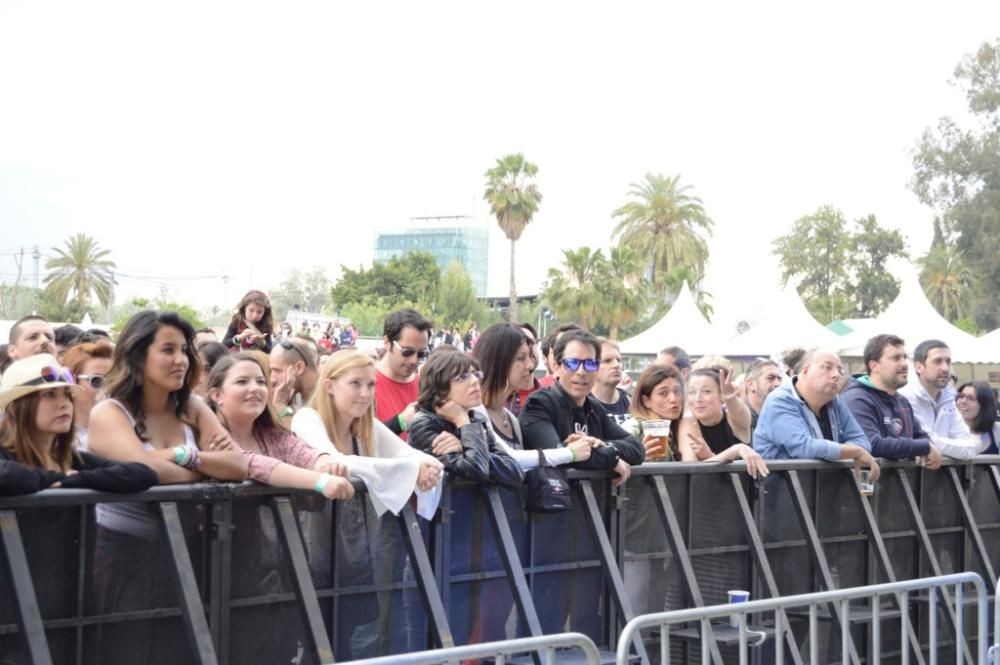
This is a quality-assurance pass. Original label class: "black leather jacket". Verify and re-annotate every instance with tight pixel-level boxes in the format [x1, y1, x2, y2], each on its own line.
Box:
[518, 383, 645, 471]
[408, 409, 525, 488]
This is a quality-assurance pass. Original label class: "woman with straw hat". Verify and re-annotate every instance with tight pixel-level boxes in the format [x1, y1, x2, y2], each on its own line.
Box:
[0, 353, 157, 495]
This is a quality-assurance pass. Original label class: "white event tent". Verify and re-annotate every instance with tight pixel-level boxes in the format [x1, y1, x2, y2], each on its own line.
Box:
[720, 282, 845, 358]
[618, 281, 726, 356]
[837, 268, 984, 361]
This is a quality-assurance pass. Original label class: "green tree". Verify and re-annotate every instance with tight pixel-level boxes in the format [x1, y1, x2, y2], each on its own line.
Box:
[911, 39, 1000, 328]
[269, 267, 332, 319]
[612, 173, 713, 299]
[600, 245, 650, 339]
[435, 262, 479, 326]
[330, 252, 439, 310]
[772, 205, 850, 322]
[110, 298, 203, 335]
[43, 233, 116, 314]
[541, 247, 608, 331]
[917, 245, 976, 322]
[484, 153, 542, 323]
[849, 215, 909, 317]
[338, 302, 389, 337]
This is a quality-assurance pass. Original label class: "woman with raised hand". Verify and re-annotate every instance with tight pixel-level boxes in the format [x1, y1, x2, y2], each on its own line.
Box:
[677, 367, 768, 478]
[61, 339, 114, 451]
[956, 380, 1000, 455]
[0, 354, 157, 495]
[207, 352, 354, 499]
[408, 347, 523, 488]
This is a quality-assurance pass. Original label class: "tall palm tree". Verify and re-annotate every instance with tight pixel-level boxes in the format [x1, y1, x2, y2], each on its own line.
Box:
[601, 244, 650, 339]
[43, 233, 116, 313]
[917, 245, 975, 322]
[542, 247, 607, 330]
[483, 153, 542, 322]
[612, 173, 713, 299]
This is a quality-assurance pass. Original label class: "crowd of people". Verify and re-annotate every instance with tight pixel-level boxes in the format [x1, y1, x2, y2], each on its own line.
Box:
[1, 287, 998, 659]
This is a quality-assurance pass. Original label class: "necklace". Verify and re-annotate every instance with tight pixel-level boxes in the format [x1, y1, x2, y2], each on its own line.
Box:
[487, 405, 510, 429]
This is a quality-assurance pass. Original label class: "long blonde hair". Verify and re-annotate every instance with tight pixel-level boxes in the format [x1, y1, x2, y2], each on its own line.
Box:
[308, 349, 376, 456]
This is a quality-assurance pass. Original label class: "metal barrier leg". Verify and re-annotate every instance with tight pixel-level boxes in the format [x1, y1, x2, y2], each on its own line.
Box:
[946, 467, 997, 583]
[578, 480, 651, 665]
[784, 471, 861, 665]
[271, 496, 334, 664]
[0, 509, 54, 665]
[208, 499, 233, 665]
[727, 474, 804, 665]
[159, 501, 219, 665]
[848, 470, 926, 665]
[647, 476, 722, 665]
[398, 502, 456, 649]
[895, 471, 975, 664]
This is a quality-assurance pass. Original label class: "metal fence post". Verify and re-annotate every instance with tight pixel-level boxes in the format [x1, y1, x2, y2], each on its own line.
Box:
[0, 509, 54, 665]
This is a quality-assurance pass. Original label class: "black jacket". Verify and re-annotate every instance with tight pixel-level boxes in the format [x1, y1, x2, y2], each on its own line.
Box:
[518, 383, 645, 471]
[408, 409, 524, 488]
[0, 447, 158, 496]
[841, 375, 932, 459]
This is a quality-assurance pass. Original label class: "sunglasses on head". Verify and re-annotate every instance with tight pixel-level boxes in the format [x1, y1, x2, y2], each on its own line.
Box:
[77, 374, 105, 390]
[561, 358, 600, 373]
[393, 340, 430, 360]
[22, 366, 76, 387]
[280, 339, 309, 366]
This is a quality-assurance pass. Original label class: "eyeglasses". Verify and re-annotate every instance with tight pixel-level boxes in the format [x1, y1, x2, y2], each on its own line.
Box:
[280, 339, 310, 366]
[77, 374, 105, 390]
[22, 366, 75, 387]
[955, 394, 976, 403]
[393, 340, 430, 360]
[451, 370, 484, 383]
[561, 358, 600, 373]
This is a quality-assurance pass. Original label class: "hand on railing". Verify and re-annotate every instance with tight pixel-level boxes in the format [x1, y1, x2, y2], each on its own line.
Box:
[612, 459, 631, 487]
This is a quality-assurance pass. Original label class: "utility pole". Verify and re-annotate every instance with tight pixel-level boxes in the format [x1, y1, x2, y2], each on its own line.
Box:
[31, 245, 40, 314]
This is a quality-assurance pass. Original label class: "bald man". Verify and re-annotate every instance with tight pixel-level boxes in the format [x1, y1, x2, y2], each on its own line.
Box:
[754, 349, 880, 478]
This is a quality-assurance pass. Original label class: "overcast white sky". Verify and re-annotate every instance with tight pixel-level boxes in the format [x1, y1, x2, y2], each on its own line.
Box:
[1, 1, 996, 332]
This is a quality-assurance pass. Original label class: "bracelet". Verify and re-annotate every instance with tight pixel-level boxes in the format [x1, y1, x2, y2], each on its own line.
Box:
[569, 447, 577, 462]
[314, 473, 332, 495]
[187, 446, 202, 470]
[397, 413, 408, 433]
[173, 445, 190, 466]
[279, 406, 295, 418]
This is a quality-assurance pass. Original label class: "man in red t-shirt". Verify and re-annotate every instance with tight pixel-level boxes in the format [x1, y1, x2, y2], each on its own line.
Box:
[375, 308, 433, 440]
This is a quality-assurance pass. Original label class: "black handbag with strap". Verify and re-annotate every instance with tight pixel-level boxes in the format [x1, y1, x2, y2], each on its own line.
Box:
[524, 449, 572, 513]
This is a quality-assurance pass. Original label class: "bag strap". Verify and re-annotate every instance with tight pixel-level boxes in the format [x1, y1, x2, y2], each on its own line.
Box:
[537, 449, 546, 467]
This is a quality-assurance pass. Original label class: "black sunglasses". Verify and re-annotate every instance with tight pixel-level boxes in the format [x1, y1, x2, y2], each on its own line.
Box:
[393, 340, 430, 360]
[280, 340, 309, 366]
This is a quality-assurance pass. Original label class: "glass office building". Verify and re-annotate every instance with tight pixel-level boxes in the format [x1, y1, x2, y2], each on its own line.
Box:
[374, 221, 489, 296]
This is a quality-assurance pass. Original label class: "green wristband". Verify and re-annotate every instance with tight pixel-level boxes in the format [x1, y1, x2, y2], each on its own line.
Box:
[569, 447, 577, 463]
[173, 445, 189, 466]
[397, 413, 408, 433]
[314, 473, 332, 495]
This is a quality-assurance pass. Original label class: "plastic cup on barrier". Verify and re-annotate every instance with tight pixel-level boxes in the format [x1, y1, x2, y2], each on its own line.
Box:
[727, 589, 750, 626]
[859, 469, 875, 495]
[642, 420, 671, 460]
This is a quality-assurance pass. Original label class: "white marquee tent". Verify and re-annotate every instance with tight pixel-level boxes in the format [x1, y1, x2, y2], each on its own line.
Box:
[618, 282, 725, 356]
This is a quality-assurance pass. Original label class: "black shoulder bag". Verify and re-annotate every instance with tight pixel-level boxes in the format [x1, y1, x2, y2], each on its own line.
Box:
[525, 449, 572, 513]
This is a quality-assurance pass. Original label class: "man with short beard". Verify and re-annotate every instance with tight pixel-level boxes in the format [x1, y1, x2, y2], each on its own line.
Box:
[842, 334, 943, 468]
[899, 339, 981, 458]
[743, 359, 784, 441]
[591, 338, 630, 425]
[6, 315, 55, 363]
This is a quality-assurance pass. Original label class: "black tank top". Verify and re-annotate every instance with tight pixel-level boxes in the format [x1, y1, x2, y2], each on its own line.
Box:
[698, 417, 741, 455]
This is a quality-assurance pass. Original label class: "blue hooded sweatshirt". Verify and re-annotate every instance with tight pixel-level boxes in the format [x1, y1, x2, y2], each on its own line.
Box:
[841, 375, 931, 459]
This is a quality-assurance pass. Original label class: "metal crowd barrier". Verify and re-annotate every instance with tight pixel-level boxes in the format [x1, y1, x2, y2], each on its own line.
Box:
[616, 572, 988, 665]
[339, 632, 601, 665]
[2, 457, 1000, 665]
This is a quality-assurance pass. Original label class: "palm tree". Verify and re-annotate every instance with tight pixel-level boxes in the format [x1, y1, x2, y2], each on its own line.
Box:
[483, 154, 542, 322]
[43, 234, 116, 313]
[917, 245, 975, 322]
[612, 173, 713, 299]
[542, 247, 607, 330]
[601, 244, 650, 339]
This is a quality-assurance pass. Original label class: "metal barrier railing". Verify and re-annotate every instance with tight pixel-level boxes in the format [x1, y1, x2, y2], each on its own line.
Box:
[990, 577, 1000, 664]
[339, 631, 602, 665]
[616, 572, 989, 665]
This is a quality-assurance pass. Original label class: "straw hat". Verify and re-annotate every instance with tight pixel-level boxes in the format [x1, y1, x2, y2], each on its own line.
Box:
[0, 354, 82, 411]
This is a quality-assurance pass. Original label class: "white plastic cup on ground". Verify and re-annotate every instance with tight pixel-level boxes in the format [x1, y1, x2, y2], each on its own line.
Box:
[727, 589, 750, 627]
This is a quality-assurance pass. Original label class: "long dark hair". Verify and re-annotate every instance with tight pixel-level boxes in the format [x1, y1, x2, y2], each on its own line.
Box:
[417, 347, 477, 412]
[0, 391, 77, 472]
[207, 353, 287, 452]
[472, 323, 527, 407]
[957, 380, 998, 435]
[104, 310, 200, 442]
[231, 289, 274, 335]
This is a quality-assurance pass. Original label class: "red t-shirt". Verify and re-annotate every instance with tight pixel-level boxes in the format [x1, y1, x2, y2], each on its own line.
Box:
[375, 368, 419, 438]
